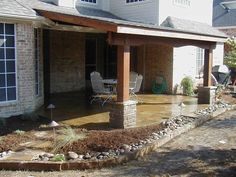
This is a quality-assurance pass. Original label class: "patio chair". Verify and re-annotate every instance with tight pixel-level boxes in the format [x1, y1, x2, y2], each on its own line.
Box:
[129, 72, 140, 101]
[90, 71, 113, 106]
[130, 73, 143, 102]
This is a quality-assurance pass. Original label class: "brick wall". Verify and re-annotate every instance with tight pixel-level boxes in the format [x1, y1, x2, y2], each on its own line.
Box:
[49, 30, 85, 93]
[0, 23, 44, 118]
[137, 44, 173, 93]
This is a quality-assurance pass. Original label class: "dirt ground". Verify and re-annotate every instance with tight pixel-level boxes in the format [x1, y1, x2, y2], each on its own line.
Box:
[0, 93, 235, 155]
[0, 106, 235, 177]
[0, 115, 164, 154]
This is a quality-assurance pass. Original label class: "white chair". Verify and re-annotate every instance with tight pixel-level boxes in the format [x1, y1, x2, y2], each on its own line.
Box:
[90, 71, 113, 106]
[129, 71, 138, 96]
[133, 74, 143, 93]
[129, 72, 143, 102]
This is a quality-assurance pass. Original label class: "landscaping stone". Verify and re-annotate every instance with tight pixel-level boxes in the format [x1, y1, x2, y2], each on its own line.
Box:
[43, 153, 54, 158]
[68, 152, 78, 160]
[78, 155, 84, 160]
[84, 153, 91, 160]
[0, 101, 234, 171]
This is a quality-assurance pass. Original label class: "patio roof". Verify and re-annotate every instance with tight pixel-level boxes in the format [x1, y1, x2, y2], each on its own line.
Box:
[1, 0, 227, 43]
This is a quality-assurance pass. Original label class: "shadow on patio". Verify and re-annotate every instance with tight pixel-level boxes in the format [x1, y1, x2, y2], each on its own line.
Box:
[38, 91, 208, 130]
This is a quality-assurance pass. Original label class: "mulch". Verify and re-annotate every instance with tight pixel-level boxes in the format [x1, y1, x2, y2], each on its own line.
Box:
[0, 93, 235, 155]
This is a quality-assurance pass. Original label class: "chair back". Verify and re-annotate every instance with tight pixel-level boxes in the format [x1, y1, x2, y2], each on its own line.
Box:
[133, 74, 143, 93]
[90, 71, 105, 94]
[130, 71, 138, 89]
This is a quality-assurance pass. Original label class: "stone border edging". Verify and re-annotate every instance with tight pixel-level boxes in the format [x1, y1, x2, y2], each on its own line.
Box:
[0, 106, 234, 171]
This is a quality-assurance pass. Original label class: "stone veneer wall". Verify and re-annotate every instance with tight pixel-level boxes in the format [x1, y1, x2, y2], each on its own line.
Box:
[138, 44, 173, 93]
[49, 30, 85, 93]
[0, 23, 44, 118]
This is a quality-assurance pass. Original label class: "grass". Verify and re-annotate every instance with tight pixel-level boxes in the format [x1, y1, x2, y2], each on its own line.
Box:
[52, 126, 87, 153]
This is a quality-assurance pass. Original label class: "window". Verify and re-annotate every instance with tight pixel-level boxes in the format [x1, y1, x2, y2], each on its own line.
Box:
[196, 48, 204, 77]
[126, 0, 146, 3]
[0, 23, 17, 102]
[81, 0, 96, 3]
[173, 0, 191, 7]
[34, 29, 40, 96]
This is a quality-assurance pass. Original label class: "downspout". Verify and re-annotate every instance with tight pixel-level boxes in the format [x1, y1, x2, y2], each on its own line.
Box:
[142, 45, 146, 91]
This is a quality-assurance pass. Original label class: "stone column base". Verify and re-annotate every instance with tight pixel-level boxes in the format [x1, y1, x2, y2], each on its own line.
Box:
[109, 100, 137, 129]
[198, 86, 217, 104]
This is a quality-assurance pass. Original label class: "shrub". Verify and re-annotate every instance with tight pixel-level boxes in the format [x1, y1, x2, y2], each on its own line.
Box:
[50, 154, 65, 162]
[52, 126, 87, 153]
[14, 129, 25, 135]
[0, 118, 6, 128]
[180, 76, 194, 96]
[224, 38, 236, 68]
[21, 111, 39, 121]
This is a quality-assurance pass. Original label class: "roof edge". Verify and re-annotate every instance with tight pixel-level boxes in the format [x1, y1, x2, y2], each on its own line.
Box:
[0, 12, 44, 23]
[117, 25, 227, 43]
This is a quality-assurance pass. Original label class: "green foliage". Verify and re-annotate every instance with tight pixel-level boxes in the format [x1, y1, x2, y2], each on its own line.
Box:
[21, 111, 39, 121]
[215, 84, 224, 100]
[50, 154, 65, 162]
[224, 38, 236, 68]
[0, 118, 6, 127]
[180, 76, 194, 96]
[14, 129, 25, 135]
[52, 126, 87, 153]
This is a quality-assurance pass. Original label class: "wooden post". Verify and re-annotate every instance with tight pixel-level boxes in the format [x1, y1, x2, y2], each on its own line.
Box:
[203, 48, 213, 87]
[117, 45, 130, 102]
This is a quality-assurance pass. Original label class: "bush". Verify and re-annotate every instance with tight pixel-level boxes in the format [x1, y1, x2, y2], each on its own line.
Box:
[180, 76, 194, 96]
[224, 38, 236, 68]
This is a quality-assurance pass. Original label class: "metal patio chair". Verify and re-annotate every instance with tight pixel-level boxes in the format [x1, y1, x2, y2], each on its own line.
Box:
[129, 72, 143, 102]
[90, 71, 113, 106]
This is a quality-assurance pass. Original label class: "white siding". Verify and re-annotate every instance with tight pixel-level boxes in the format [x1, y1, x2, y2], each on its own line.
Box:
[159, 0, 213, 25]
[172, 46, 197, 88]
[109, 0, 159, 24]
[213, 43, 224, 66]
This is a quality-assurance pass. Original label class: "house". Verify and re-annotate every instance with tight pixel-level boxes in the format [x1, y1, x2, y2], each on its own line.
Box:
[0, 0, 226, 128]
[213, 0, 236, 37]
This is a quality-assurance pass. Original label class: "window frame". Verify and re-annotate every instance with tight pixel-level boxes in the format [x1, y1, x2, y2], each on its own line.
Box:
[126, 0, 147, 4]
[196, 47, 204, 78]
[173, 0, 191, 8]
[0, 23, 17, 103]
[80, 0, 97, 5]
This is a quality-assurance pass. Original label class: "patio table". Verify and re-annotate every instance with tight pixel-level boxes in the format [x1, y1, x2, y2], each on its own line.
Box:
[102, 79, 117, 93]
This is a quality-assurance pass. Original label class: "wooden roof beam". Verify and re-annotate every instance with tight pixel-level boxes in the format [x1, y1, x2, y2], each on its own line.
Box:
[37, 10, 118, 32]
[108, 32, 216, 49]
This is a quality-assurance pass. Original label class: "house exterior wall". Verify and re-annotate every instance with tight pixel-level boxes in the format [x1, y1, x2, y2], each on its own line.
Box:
[159, 0, 213, 25]
[49, 30, 85, 93]
[213, 43, 224, 66]
[0, 23, 44, 118]
[173, 43, 224, 91]
[109, 0, 158, 24]
[172, 46, 197, 89]
[142, 44, 173, 93]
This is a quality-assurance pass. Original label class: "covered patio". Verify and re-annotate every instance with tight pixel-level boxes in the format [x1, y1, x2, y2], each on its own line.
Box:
[32, 5, 227, 129]
[38, 91, 208, 129]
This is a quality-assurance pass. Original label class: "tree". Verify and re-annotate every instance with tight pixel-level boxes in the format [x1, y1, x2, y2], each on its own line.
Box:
[224, 37, 236, 68]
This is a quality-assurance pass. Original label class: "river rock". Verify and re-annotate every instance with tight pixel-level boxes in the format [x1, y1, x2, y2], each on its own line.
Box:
[68, 151, 78, 159]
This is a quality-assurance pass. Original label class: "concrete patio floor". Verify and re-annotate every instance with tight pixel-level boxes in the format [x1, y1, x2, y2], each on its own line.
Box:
[38, 92, 208, 129]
